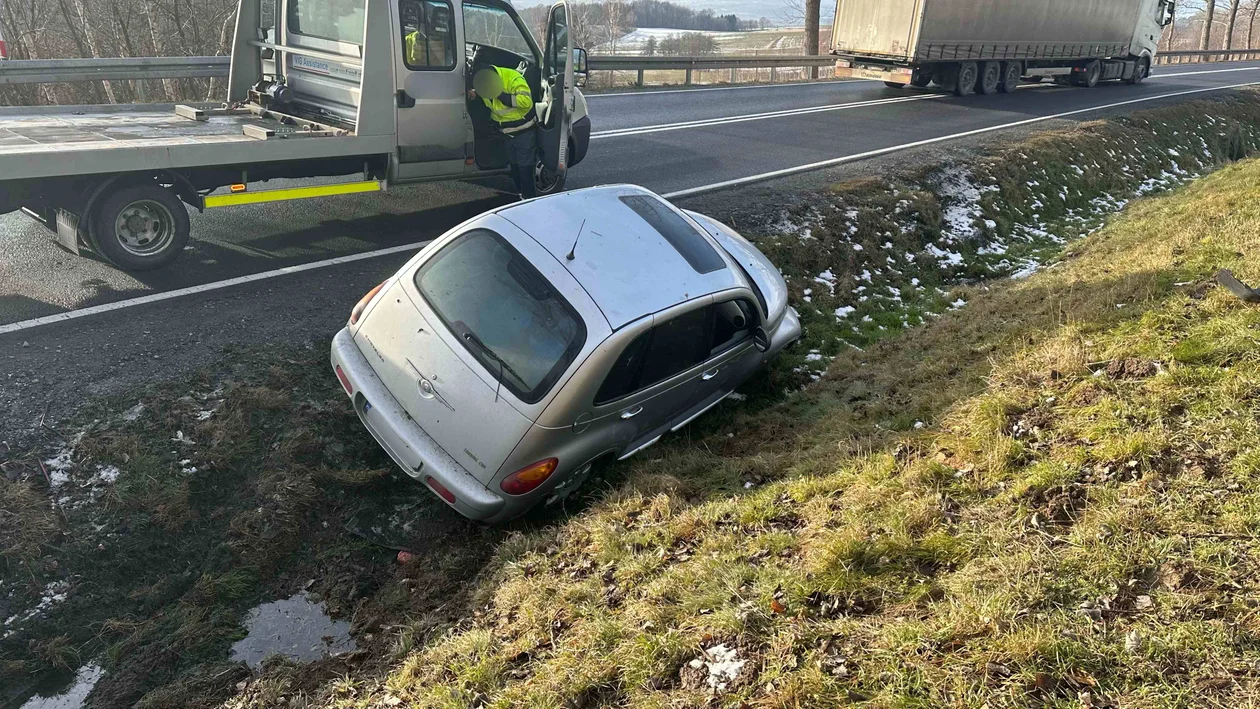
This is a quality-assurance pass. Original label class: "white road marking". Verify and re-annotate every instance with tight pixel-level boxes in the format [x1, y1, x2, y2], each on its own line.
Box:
[4, 79, 1258, 335]
[591, 93, 942, 139]
[1155, 66, 1260, 77]
[0, 241, 431, 336]
[661, 81, 1260, 199]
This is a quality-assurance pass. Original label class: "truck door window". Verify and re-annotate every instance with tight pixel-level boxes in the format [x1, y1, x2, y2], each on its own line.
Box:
[287, 0, 365, 44]
[462, 3, 533, 59]
[401, 0, 456, 69]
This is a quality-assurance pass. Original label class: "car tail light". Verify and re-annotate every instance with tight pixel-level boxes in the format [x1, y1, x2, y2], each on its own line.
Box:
[426, 476, 456, 504]
[335, 365, 353, 395]
[349, 281, 387, 325]
[500, 458, 558, 496]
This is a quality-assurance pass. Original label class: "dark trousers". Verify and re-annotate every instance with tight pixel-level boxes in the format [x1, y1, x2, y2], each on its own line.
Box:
[505, 128, 537, 199]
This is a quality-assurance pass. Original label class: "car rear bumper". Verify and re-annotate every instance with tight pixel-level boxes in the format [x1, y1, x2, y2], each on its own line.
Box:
[330, 328, 506, 521]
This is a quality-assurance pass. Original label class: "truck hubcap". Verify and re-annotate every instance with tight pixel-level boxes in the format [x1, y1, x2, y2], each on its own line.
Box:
[115, 200, 175, 256]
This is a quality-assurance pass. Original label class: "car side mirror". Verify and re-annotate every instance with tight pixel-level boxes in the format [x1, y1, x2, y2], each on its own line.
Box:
[752, 326, 771, 353]
[573, 47, 588, 87]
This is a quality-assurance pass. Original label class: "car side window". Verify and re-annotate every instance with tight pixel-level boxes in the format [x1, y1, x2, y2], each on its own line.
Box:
[638, 306, 713, 389]
[401, 0, 455, 70]
[710, 299, 755, 355]
[594, 330, 651, 405]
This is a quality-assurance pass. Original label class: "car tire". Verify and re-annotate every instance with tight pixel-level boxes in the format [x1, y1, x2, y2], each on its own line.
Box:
[89, 183, 190, 271]
[977, 61, 1001, 94]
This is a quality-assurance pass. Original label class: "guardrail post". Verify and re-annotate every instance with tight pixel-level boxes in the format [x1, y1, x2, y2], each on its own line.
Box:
[636, 68, 644, 87]
[770, 66, 776, 82]
[730, 67, 736, 83]
[685, 68, 692, 85]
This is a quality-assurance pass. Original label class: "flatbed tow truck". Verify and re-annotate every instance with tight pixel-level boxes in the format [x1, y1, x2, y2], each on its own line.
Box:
[0, 0, 591, 270]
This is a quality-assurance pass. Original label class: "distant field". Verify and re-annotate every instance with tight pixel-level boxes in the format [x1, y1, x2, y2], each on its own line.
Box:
[594, 26, 833, 55]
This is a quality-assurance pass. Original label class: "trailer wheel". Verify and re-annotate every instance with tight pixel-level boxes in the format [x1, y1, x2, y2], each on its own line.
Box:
[1073, 60, 1102, 88]
[90, 184, 189, 271]
[977, 62, 1001, 94]
[1127, 57, 1150, 84]
[910, 70, 932, 88]
[999, 62, 1022, 93]
[953, 62, 978, 96]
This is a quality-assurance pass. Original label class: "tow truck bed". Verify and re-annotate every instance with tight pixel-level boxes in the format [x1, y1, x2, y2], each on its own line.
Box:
[0, 105, 394, 180]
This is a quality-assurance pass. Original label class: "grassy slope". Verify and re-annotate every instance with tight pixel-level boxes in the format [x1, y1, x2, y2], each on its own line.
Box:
[356, 160, 1260, 705]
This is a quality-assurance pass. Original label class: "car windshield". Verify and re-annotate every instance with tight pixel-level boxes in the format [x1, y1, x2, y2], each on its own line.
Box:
[415, 229, 585, 404]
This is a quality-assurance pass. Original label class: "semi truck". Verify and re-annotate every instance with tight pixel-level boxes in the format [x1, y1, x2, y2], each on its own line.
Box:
[830, 0, 1175, 96]
[0, 0, 592, 270]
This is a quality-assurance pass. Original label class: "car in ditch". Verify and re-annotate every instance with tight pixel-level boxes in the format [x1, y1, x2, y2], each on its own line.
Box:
[330, 185, 801, 522]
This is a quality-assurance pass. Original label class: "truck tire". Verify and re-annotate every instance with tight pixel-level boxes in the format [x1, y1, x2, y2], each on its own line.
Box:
[1073, 60, 1102, 88]
[90, 183, 190, 271]
[910, 70, 932, 88]
[534, 159, 567, 196]
[1127, 57, 1150, 84]
[999, 62, 1022, 93]
[953, 62, 978, 96]
[977, 61, 1001, 94]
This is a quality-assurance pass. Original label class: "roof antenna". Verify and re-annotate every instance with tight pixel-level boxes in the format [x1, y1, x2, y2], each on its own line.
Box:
[566, 219, 586, 261]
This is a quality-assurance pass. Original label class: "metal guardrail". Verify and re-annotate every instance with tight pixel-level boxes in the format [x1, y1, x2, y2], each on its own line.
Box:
[0, 49, 1254, 87]
[588, 54, 837, 87]
[0, 56, 229, 85]
[1155, 49, 1260, 64]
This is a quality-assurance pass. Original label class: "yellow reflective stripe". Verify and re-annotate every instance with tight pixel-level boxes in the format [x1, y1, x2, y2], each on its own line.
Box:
[203, 180, 382, 208]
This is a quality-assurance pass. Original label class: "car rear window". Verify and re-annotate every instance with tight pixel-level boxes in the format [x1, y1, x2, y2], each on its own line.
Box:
[415, 229, 585, 404]
[619, 195, 726, 274]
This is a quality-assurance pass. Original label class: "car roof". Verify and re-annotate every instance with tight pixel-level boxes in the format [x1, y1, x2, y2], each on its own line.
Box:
[496, 185, 744, 329]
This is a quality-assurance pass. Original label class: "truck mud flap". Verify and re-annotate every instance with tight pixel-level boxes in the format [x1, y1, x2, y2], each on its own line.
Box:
[570, 116, 591, 168]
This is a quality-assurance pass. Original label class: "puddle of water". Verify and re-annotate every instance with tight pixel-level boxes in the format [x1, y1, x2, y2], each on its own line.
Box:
[229, 592, 356, 669]
[19, 664, 104, 709]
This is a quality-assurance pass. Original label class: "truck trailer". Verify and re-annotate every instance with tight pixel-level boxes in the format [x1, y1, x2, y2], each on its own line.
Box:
[830, 0, 1175, 96]
[0, 0, 591, 271]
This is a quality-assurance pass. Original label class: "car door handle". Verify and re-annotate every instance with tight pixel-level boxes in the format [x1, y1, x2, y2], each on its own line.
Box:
[620, 406, 643, 419]
[702, 367, 721, 381]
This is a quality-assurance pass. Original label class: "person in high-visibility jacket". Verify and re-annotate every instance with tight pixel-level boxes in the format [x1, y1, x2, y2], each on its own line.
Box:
[470, 66, 537, 199]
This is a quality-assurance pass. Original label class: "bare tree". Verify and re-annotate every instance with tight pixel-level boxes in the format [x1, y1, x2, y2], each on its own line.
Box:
[604, 0, 629, 54]
[804, 0, 819, 77]
[1248, 0, 1260, 47]
[1224, 0, 1242, 49]
[1201, 0, 1217, 48]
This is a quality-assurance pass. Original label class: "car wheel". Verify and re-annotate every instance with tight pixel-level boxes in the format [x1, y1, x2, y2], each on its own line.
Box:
[90, 183, 189, 271]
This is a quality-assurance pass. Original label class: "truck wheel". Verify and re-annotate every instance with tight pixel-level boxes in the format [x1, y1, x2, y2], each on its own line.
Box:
[884, 81, 906, 89]
[910, 71, 932, 88]
[534, 159, 567, 196]
[1073, 60, 1102, 88]
[977, 62, 1001, 94]
[999, 62, 1022, 93]
[1127, 57, 1150, 84]
[90, 184, 190, 271]
[953, 62, 978, 96]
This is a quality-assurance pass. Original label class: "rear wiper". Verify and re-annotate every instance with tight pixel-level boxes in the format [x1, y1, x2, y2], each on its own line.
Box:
[461, 330, 527, 398]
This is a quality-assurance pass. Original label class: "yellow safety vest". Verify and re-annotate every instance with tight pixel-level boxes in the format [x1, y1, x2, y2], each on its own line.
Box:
[480, 66, 535, 133]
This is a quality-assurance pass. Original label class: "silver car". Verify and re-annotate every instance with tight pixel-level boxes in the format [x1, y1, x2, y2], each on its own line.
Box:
[330, 185, 801, 522]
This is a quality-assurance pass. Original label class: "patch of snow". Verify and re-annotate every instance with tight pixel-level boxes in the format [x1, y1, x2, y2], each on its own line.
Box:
[834, 305, 856, 319]
[121, 403, 146, 422]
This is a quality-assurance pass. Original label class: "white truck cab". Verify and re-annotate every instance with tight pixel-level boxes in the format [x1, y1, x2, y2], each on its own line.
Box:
[0, 0, 592, 270]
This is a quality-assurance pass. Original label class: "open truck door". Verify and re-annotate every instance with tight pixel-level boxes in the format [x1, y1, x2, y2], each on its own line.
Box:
[537, 0, 573, 192]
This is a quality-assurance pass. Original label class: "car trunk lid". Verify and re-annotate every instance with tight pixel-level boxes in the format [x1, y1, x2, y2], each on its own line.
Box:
[352, 281, 533, 485]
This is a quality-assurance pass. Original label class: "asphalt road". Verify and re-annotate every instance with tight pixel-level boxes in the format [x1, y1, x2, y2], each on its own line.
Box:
[3, 61, 1260, 435]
